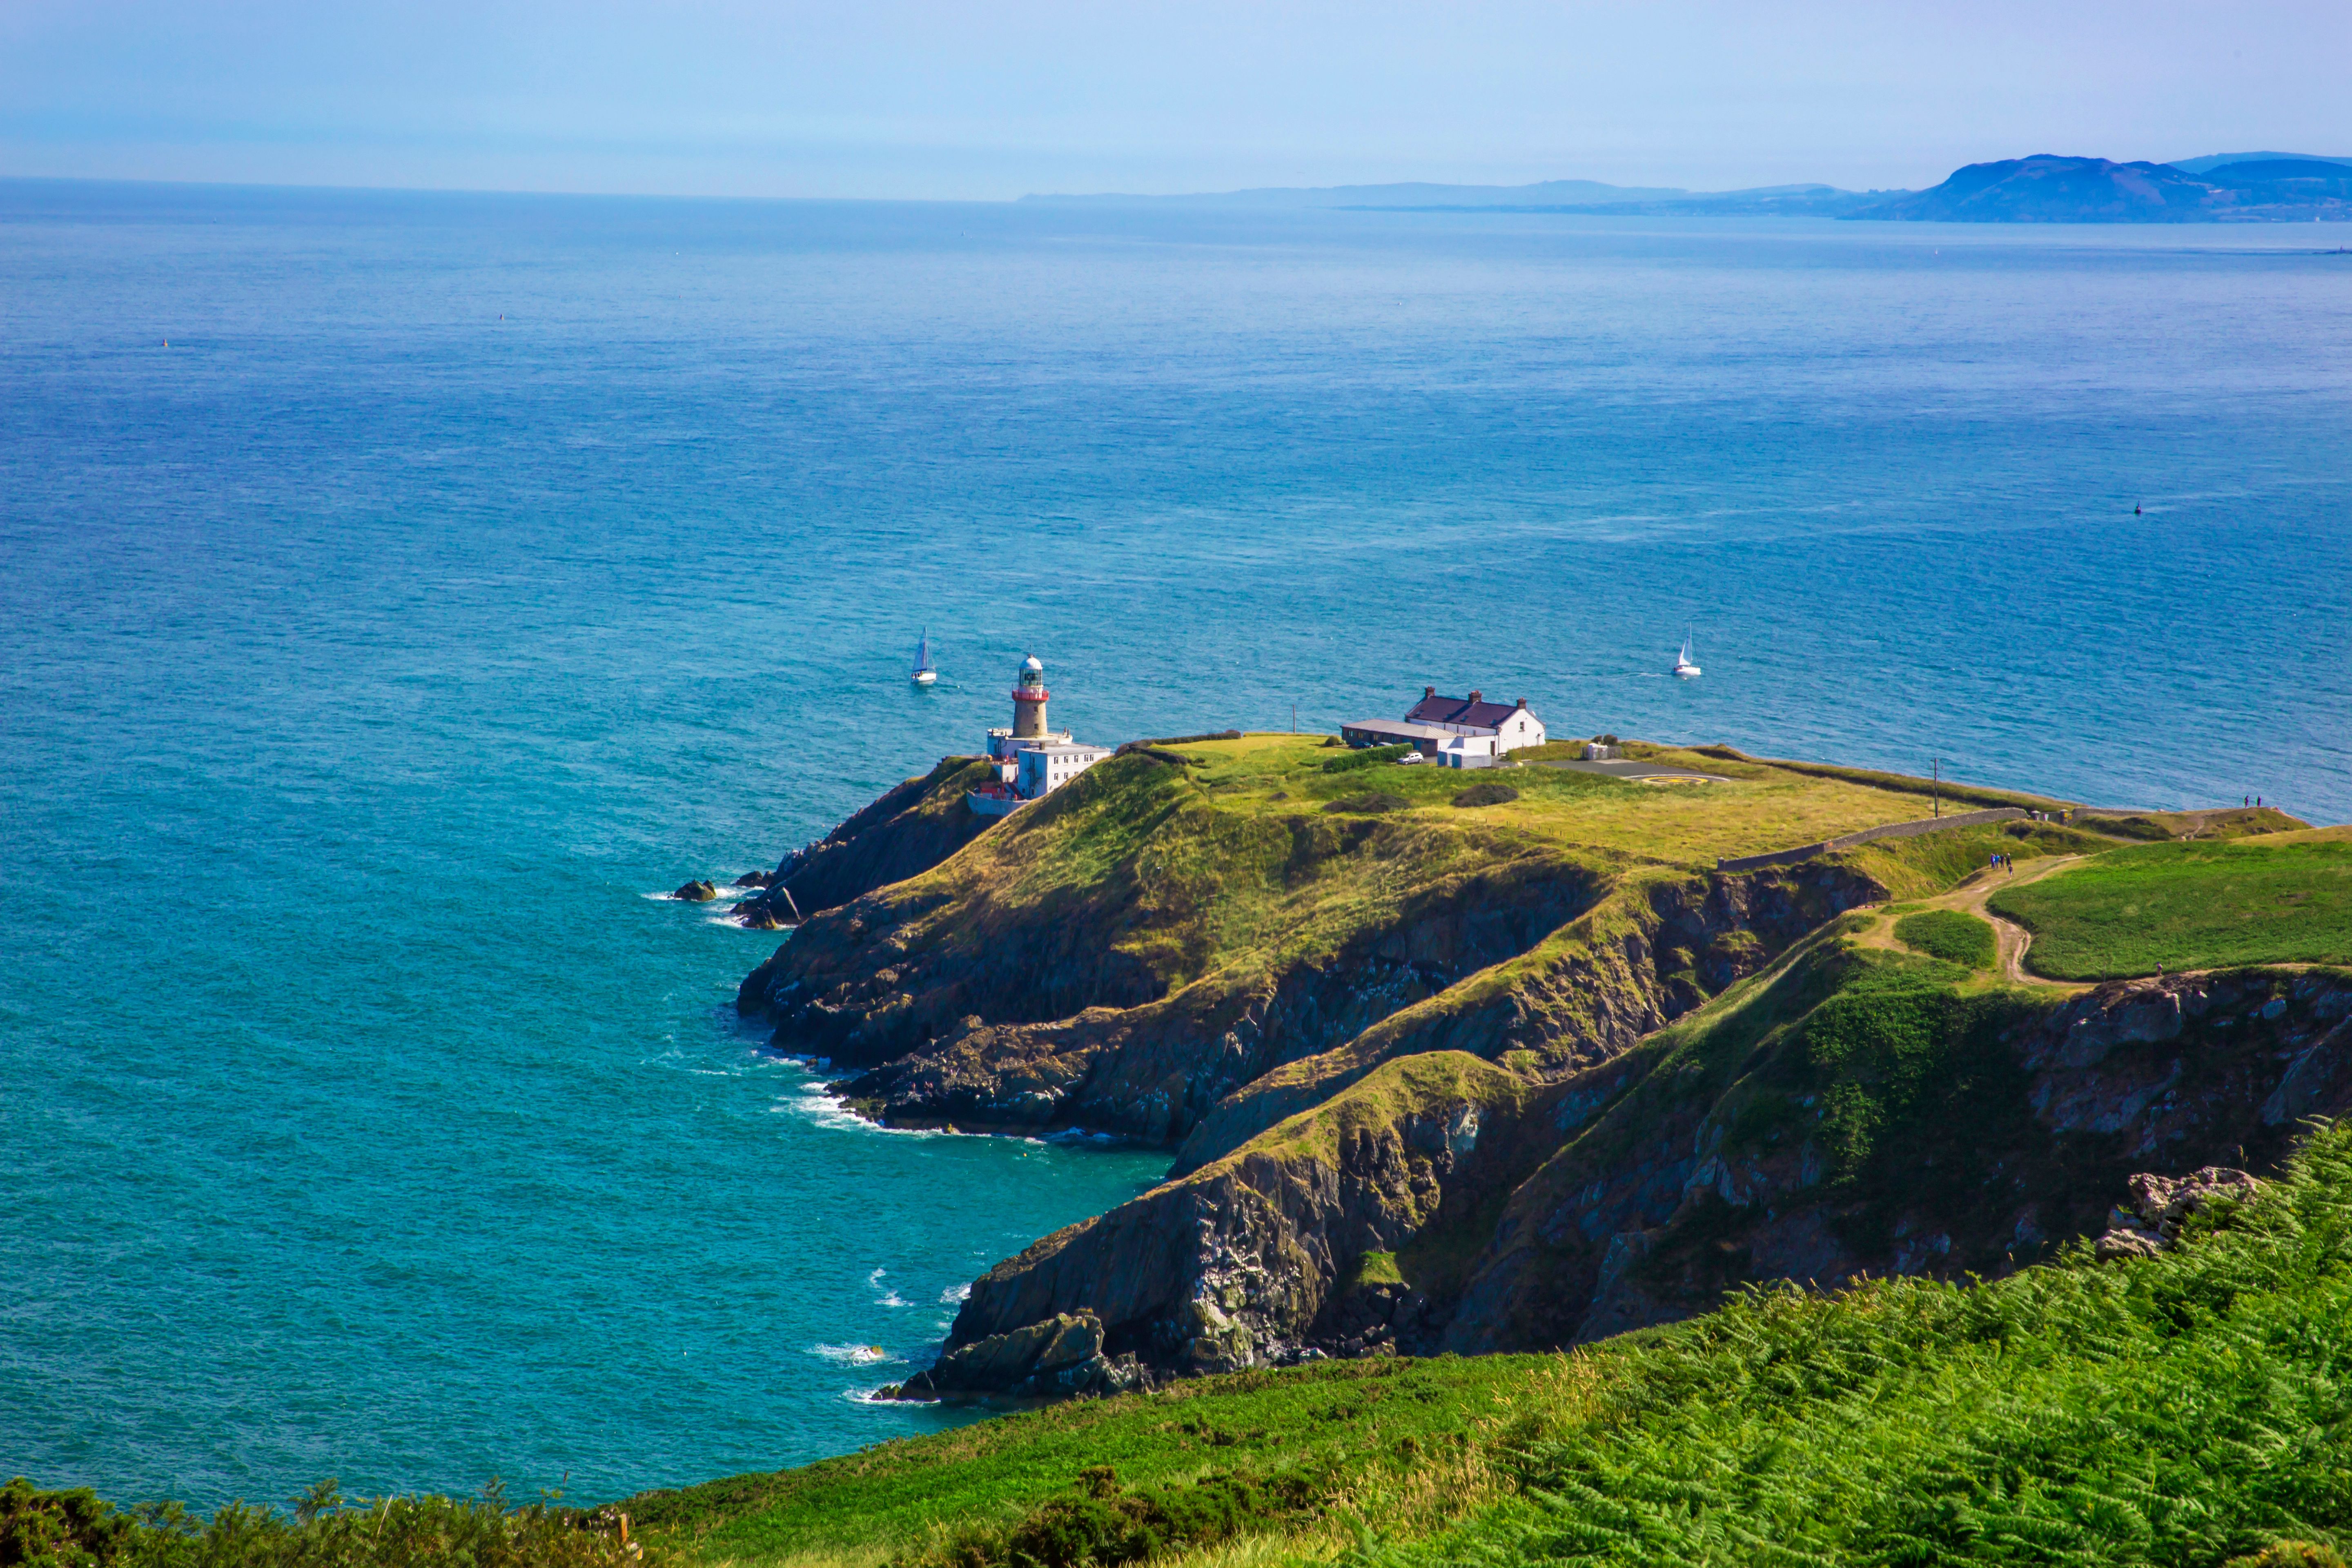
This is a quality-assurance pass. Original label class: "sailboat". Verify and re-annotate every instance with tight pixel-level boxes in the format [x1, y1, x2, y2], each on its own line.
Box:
[1672, 626, 1702, 679]
[911, 630, 938, 686]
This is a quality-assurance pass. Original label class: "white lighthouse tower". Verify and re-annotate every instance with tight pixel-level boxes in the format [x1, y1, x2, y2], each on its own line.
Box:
[971, 652, 1111, 815]
[1011, 654, 1051, 739]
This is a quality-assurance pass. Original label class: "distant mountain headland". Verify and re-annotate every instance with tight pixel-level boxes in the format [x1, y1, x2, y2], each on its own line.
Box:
[1850, 153, 2352, 223]
[1024, 151, 2352, 223]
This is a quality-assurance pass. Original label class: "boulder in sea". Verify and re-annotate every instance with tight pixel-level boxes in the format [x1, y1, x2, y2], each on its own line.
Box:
[671, 880, 719, 902]
[896, 1310, 1142, 1400]
[733, 871, 773, 888]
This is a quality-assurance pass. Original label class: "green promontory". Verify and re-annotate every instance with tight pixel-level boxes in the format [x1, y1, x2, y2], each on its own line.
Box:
[731, 733, 2347, 1403]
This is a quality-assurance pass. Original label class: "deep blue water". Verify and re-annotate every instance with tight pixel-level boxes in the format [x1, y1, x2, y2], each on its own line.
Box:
[2, 179, 2348, 1511]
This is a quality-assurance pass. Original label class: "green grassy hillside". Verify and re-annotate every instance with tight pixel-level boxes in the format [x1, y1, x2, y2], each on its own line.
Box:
[1991, 830, 2352, 979]
[674, 1120, 2352, 1568]
[629, 1355, 1543, 1568]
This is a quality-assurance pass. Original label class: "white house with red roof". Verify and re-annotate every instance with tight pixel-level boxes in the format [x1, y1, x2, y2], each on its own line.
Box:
[1339, 687, 1545, 768]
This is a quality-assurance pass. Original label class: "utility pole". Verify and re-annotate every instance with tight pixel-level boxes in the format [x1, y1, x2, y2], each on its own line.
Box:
[1292, 703, 1297, 734]
[1933, 757, 1941, 818]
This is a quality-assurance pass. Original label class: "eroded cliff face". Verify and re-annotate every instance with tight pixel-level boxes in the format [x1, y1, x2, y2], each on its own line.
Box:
[911, 953, 2352, 1396]
[1170, 862, 1882, 1172]
[824, 854, 1608, 1142]
[1445, 963, 2352, 1354]
[942, 1054, 1552, 1383]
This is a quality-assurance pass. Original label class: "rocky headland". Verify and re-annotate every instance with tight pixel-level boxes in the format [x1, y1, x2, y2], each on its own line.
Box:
[725, 733, 2345, 1400]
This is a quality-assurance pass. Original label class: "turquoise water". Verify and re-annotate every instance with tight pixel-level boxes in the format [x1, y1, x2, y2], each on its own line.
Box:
[2, 180, 2348, 1510]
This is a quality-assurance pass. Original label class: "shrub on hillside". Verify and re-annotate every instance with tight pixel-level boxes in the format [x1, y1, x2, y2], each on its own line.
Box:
[0, 1479, 639, 1568]
[902, 1467, 1327, 1568]
[1451, 783, 1520, 808]
[1892, 909, 1997, 969]
[1323, 745, 1414, 773]
[1324, 793, 1409, 815]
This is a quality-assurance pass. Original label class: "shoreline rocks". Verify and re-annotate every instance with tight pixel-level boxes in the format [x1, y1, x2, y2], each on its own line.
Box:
[880, 1311, 1151, 1402]
[669, 879, 719, 902]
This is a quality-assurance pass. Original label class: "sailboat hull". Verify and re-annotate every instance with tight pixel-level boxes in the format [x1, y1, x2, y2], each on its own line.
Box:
[912, 671, 938, 686]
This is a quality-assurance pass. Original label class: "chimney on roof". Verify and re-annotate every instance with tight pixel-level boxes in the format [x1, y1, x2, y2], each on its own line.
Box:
[1424, 685, 1435, 698]
[1468, 690, 1482, 704]
[1516, 697, 1527, 709]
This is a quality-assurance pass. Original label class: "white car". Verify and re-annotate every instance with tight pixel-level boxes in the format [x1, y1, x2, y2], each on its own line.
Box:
[1395, 751, 1425, 765]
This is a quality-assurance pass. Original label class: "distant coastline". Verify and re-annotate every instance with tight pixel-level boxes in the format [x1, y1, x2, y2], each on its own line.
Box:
[1026, 149, 2352, 223]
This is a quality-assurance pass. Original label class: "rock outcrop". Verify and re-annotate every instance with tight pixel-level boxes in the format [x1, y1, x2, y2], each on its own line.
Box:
[670, 880, 719, 902]
[1443, 966, 2352, 1356]
[886, 1311, 1147, 1401]
[2095, 1165, 2263, 1261]
[729, 757, 1000, 935]
[726, 742, 2350, 1404]
[1169, 862, 1878, 1172]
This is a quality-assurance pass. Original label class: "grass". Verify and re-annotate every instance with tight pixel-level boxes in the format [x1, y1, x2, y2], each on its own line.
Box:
[1893, 909, 1997, 969]
[1354, 1121, 2352, 1568]
[1159, 734, 2022, 871]
[1990, 830, 2352, 979]
[1690, 748, 2080, 814]
[625, 1356, 1551, 1567]
[1836, 819, 2113, 902]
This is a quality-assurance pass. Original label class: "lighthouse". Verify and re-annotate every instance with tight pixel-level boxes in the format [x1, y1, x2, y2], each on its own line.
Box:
[970, 652, 1110, 815]
[1011, 654, 1050, 739]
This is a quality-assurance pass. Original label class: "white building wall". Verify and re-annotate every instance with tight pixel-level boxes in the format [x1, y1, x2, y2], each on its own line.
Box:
[1016, 744, 1110, 799]
[1497, 708, 1546, 753]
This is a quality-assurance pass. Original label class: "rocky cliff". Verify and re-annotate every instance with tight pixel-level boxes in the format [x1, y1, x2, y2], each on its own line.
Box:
[730, 757, 1000, 934]
[929, 941, 2352, 1391]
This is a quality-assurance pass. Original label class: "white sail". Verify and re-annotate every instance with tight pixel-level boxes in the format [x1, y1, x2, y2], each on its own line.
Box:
[911, 630, 938, 684]
[1673, 623, 1701, 677]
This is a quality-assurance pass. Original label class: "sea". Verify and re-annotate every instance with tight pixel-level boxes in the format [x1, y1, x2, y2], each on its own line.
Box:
[2, 178, 2348, 1511]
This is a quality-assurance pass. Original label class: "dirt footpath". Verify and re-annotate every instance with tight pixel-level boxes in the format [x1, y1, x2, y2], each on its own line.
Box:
[1857, 854, 2087, 989]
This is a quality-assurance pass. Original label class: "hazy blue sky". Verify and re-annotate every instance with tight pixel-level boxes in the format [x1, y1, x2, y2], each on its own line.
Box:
[1, 0, 2343, 198]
